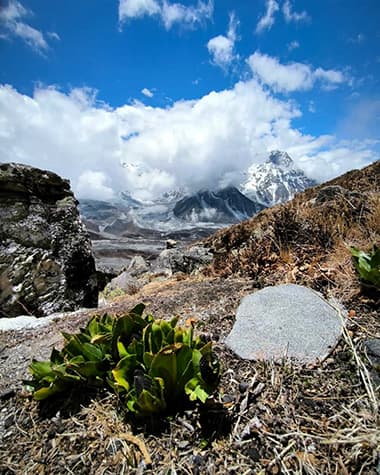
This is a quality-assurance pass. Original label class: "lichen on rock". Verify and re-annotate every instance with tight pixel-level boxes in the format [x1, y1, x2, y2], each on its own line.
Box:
[0, 162, 98, 317]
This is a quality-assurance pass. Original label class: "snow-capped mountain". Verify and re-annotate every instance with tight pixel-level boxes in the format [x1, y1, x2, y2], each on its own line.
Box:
[240, 151, 317, 207]
[157, 188, 187, 204]
[119, 191, 143, 208]
[173, 186, 265, 224]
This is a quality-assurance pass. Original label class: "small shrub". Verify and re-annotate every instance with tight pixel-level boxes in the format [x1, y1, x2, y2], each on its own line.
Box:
[24, 304, 221, 416]
[351, 246, 380, 289]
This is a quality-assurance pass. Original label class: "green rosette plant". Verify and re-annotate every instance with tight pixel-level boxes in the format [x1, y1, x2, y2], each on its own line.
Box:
[25, 304, 221, 416]
[351, 246, 380, 289]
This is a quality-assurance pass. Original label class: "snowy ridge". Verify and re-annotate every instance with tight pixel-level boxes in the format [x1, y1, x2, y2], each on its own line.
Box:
[240, 150, 317, 207]
[173, 187, 264, 224]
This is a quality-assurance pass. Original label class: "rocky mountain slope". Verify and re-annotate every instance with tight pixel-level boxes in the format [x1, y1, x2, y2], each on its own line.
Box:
[173, 186, 264, 223]
[241, 150, 317, 206]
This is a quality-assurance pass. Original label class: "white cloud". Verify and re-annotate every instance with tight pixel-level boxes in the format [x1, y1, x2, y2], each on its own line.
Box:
[118, 0, 213, 30]
[287, 40, 299, 51]
[299, 146, 378, 183]
[314, 67, 346, 90]
[161, 0, 213, 30]
[118, 0, 160, 20]
[12, 22, 48, 51]
[248, 52, 313, 92]
[0, 0, 57, 53]
[77, 171, 116, 201]
[141, 87, 154, 98]
[248, 52, 348, 93]
[256, 0, 279, 34]
[47, 31, 60, 41]
[207, 12, 239, 69]
[282, 0, 310, 23]
[0, 0, 26, 21]
[0, 79, 377, 201]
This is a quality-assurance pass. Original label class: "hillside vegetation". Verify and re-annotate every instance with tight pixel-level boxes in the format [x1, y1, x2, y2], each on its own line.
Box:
[204, 160, 380, 304]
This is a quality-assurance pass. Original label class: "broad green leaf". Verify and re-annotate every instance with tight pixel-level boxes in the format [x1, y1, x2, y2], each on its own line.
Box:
[170, 316, 179, 328]
[87, 316, 100, 337]
[117, 339, 129, 359]
[33, 384, 64, 400]
[185, 377, 210, 403]
[130, 303, 145, 318]
[112, 354, 137, 391]
[159, 320, 174, 343]
[72, 361, 105, 379]
[63, 335, 88, 357]
[29, 360, 52, 379]
[175, 345, 195, 393]
[351, 246, 380, 287]
[81, 342, 104, 361]
[151, 321, 163, 353]
[143, 351, 154, 369]
[134, 383, 166, 415]
[90, 333, 112, 345]
[149, 345, 180, 396]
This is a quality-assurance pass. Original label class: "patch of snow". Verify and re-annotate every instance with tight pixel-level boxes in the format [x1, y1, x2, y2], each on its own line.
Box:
[0, 310, 83, 331]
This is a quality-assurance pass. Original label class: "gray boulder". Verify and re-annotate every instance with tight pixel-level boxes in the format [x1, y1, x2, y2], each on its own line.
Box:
[314, 185, 362, 204]
[154, 245, 213, 275]
[106, 271, 140, 293]
[127, 255, 149, 277]
[225, 284, 343, 364]
[0, 163, 98, 317]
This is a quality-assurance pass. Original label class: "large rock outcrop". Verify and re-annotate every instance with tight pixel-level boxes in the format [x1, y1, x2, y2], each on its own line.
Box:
[0, 163, 98, 317]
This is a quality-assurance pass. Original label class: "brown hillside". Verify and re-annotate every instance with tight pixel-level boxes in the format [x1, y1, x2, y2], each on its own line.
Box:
[203, 160, 380, 303]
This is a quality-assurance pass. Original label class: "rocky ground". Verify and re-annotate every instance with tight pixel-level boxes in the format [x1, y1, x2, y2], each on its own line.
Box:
[0, 274, 379, 474]
[0, 161, 379, 474]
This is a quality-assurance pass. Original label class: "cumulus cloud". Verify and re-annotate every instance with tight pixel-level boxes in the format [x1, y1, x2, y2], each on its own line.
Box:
[141, 87, 154, 98]
[207, 12, 239, 70]
[0, 0, 57, 53]
[248, 52, 348, 93]
[77, 171, 116, 201]
[282, 0, 310, 23]
[256, 0, 279, 34]
[118, 0, 160, 20]
[0, 78, 377, 201]
[118, 0, 213, 30]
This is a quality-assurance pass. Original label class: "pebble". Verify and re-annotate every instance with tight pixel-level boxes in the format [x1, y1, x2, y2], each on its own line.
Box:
[238, 382, 250, 393]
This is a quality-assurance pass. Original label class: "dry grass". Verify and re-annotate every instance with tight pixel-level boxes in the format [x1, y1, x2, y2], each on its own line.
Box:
[203, 162, 379, 305]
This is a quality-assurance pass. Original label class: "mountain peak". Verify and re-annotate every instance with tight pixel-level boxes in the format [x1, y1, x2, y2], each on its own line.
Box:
[241, 151, 317, 207]
[267, 150, 293, 168]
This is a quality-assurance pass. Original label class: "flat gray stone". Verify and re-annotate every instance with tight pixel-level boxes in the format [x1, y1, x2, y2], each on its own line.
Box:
[225, 284, 343, 364]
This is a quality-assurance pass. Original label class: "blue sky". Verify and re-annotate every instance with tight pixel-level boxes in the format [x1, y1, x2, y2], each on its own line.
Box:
[0, 0, 379, 200]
